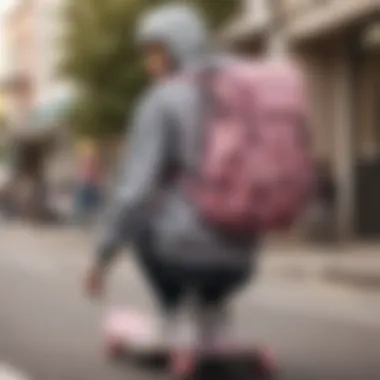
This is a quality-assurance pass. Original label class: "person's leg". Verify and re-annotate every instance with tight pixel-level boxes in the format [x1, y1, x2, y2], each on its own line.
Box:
[133, 226, 184, 311]
[132, 226, 188, 347]
[194, 268, 251, 349]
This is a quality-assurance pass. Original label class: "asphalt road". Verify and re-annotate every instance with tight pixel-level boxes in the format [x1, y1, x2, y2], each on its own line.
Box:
[1, 225, 380, 380]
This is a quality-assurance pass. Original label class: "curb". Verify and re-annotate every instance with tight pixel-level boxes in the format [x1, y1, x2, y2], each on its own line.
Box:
[263, 259, 380, 291]
[323, 268, 380, 291]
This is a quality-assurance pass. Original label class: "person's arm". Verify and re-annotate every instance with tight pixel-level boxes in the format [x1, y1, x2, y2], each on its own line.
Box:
[95, 90, 169, 269]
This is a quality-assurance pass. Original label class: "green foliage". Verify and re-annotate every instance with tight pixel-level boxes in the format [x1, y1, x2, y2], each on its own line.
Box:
[61, 0, 239, 138]
[191, 0, 241, 30]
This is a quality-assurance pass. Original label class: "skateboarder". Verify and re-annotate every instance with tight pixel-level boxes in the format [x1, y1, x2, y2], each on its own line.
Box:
[84, 2, 313, 355]
[84, 3, 258, 350]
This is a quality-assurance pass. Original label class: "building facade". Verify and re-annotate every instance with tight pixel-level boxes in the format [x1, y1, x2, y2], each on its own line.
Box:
[2, 0, 74, 221]
[5, 0, 38, 121]
[5, 0, 71, 126]
[34, 0, 71, 106]
[223, 0, 380, 241]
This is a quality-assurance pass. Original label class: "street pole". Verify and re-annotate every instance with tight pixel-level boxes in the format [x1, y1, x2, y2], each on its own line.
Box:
[267, 0, 288, 58]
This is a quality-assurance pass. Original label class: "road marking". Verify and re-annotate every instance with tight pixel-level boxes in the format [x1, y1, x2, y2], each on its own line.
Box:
[0, 364, 30, 380]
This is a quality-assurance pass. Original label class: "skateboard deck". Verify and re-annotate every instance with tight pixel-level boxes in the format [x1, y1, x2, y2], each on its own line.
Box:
[104, 309, 276, 378]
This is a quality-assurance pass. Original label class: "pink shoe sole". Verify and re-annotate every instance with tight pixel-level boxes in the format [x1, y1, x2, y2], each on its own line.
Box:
[170, 351, 197, 380]
[105, 336, 127, 360]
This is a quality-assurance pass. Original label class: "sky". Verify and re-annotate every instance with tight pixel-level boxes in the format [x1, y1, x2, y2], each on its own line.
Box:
[0, 0, 17, 78]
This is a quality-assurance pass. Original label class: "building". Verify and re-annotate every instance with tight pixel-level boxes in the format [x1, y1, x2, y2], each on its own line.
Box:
[223, 0, 380, 241]
[5, 0, 71, 133]
[34, 0, 72, 107]
[2, 0, 74, 220]
[5, 0, 38, 126]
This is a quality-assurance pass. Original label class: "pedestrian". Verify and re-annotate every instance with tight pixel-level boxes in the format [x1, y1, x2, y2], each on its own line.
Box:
[74, 141, 102, 224]
[84, 2, 313, 355]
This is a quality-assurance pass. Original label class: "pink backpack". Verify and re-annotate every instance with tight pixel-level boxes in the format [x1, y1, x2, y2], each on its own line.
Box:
[186, 60, 315, 235]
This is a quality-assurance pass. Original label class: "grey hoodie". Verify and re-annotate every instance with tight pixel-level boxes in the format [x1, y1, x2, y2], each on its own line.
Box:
[97, 4, 259, 271]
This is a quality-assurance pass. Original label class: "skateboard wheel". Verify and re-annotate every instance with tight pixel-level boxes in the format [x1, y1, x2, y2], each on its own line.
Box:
[255, 349, 276, 378]
[105, 337, 125, 361]
[170, 351, 196, 380]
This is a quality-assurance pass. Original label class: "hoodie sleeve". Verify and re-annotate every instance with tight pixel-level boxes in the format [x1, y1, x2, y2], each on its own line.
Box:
[95, 89, 168, 268]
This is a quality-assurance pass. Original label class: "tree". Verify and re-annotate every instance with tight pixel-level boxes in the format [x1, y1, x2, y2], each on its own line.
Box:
[61, 0, 239, 138]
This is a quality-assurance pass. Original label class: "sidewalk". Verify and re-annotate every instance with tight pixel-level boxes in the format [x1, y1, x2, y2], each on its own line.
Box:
[263, 242, 380, 291]
[2, 222, 380, 291]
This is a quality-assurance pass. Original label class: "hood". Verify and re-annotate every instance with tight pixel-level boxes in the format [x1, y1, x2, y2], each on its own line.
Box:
[136, 3, 209, 67]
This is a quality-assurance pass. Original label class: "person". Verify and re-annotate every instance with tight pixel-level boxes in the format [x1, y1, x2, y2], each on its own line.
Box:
[84, 3, 259, 350]
[74, 141, 102, 224]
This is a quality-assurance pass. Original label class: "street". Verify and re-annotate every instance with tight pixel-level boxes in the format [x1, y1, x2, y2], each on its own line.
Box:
[1, 225, 380, 380]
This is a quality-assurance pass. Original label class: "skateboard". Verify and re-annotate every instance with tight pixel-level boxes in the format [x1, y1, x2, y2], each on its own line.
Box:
[169, 346, 276, 380]
[104, 309, 276, 379]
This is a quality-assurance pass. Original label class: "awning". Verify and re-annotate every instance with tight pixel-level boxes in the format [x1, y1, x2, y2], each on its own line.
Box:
[287, 0, 380, 43]
[8, 96, 73, 142]
[29, 97, 71, 131]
